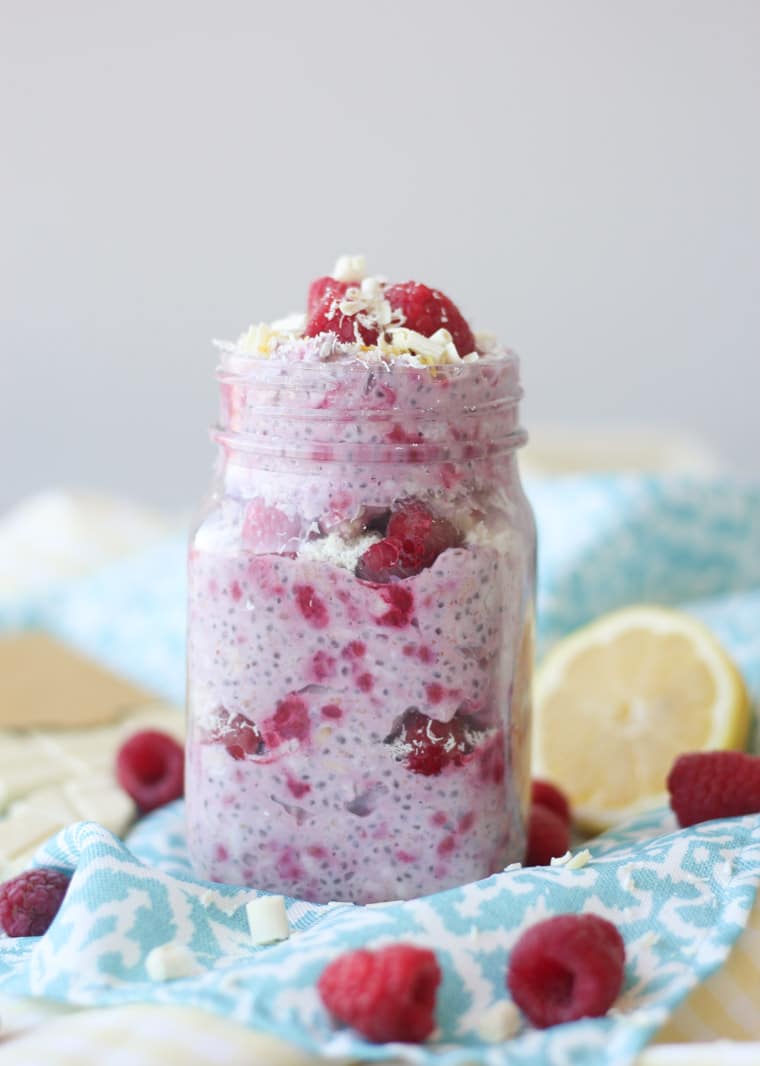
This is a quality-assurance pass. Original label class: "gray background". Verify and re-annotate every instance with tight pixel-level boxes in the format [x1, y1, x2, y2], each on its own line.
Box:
[1, 1, 758, 512]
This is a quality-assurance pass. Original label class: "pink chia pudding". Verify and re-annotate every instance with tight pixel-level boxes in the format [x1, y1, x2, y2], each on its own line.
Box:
[186, 257, 536, 903]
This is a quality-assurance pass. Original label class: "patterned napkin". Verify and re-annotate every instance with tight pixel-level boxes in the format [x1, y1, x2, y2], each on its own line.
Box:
[0, 808, 759, 1065]
[1, 474, 760, 1065]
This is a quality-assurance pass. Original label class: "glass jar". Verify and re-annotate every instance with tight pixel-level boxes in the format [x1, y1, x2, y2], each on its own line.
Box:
[186, 344, 536, 904]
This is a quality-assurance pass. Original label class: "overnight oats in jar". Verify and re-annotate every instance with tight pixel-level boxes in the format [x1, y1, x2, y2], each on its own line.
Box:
[186, 256, 536, 904]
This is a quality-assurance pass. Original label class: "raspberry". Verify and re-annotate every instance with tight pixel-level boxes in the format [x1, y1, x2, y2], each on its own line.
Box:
[0, 868, 71, 937]
[304, 279, 378, 345]
[355, 501, 460, 582]
[386, 709, 477, 776]
[318, 943, 441, 1043]
[525, 804, 571, 866]
[213, 709, 263, 760]
[507, 914, 625, 1028]
[667, 750, 760, 828]
[385, 281, 476, 356]
[307, 275, 350, 316]
[531, 780, 572, 825]
[115, 729, 184, 814]
[355, 538, 404, 582]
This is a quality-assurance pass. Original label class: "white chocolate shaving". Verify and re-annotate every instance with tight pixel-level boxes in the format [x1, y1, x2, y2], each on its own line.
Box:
[236, 322, 273, 356]
[550, 848, 592, 869]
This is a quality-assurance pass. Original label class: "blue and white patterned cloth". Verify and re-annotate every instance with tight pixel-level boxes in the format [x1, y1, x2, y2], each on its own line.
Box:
[1, 474, 760, 1066]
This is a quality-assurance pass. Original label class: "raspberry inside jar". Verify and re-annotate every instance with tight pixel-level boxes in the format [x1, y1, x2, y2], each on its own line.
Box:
[185, 260, 536, 903]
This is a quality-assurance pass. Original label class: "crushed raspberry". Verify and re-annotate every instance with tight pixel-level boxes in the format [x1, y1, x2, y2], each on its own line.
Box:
[525, 804, 570, 866]
[386, 709, 478, 776]
[356, 539, 404, 582]
[318, 943, 441, 1043]
[115, 730, 184, 813]
[285, 773, 311, 799]
[355, 500, 461, 582]
[213, 709, 263, 760]
[294, 584, 329, 628]
[667, 751, 760, 827]
[478, 733, 506, 784]
[307, 276, 350, 316]
[531, 780, 572, 826]
[304, 280, 378, 345]
[376, 585, 415, 628]
[0, 868, 71, 937]
[311, 650, 337, 682]
[507, 914, 626, 1028]
[268, 695, 310, 744]
[385, 281, 476, 356]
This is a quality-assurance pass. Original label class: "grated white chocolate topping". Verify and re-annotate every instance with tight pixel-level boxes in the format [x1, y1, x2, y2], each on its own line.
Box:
[231, 256, 498, 365]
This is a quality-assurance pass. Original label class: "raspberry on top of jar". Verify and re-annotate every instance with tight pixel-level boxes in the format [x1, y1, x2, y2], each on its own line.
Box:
[231, 254, 503, 366]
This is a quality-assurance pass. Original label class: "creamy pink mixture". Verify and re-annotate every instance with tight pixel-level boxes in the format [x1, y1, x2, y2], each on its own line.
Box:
[186, 266, 534, 903]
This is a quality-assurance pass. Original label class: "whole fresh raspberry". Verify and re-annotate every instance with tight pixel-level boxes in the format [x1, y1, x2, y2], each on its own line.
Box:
[307, 276, 350, 316]
[115, 729, 184, 814]
[531, 780, 572, 826]
[355, 501, 460, 582]
[507, 914, 625, 1028]
[384, 281, 476, 357]
[386, 709, 477, 776]
[525, 804, 570, 866]
[0, 868, 71, 937]
[667, 750, 760, 827]
[318, 943, 441, 1043]
[304, 278, 378, 345]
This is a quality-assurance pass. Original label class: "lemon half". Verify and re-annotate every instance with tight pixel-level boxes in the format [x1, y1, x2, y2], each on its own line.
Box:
[532, 605, 750, 832]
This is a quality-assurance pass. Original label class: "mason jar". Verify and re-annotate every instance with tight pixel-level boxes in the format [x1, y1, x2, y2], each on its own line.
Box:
[185, 340, 536, 904]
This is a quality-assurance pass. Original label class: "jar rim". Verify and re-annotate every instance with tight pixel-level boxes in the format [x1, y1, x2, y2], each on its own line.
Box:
[215, 340, 521, 386]
[213, 341, 527, 461]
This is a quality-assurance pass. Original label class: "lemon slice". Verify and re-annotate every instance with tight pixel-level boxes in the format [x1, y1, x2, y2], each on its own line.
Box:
[532, 605, 750, 832]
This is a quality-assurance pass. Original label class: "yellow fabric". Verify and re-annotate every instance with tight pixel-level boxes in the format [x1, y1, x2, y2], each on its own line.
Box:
[655, 888, 760, 1045]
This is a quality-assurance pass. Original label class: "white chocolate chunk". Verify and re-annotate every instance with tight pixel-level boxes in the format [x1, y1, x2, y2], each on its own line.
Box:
[145, 943, 201, 981]
[246, 894, 291, 946]
[64, 774, 136, 833]
[476, 1000, 521, 1042]
[0, 808, 65, 874]
[332, 254, 366, 283]
[13, 785, 80, 824]
[0, 739, 74, 810]
[0, 704, 184, 876]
